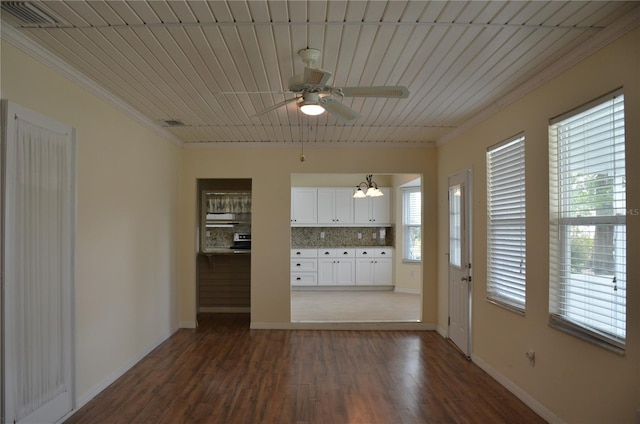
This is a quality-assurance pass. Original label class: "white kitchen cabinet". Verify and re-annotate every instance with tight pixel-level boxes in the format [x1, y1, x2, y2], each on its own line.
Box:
[355, 248, 394, 285]
[317, 188, 354, 225]
[317, 248, 355, 285]
[291, 249, 318, 286]
[353, 187, 392, 225]
[291, 188, 317, 225]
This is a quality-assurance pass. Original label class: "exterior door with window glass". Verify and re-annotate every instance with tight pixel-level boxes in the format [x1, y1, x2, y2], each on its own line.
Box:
[2, 101, 75, 424]
[448, 171, 471, 356]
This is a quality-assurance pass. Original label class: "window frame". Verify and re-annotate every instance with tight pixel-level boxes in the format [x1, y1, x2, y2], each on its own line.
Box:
[548, 89, 626, 353]
[402, 187, 421, 263]
[486, 134, 527, 313]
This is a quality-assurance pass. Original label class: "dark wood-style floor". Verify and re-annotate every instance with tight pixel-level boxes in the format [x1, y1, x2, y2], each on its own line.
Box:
[65, 314, 547, 424]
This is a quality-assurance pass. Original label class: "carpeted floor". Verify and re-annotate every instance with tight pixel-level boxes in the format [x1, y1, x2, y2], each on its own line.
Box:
[290, 290, 421, 322]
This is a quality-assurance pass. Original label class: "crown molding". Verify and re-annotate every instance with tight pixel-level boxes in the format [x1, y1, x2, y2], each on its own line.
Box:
[435, 6, 640, 147]
[0, 21, 183, 146]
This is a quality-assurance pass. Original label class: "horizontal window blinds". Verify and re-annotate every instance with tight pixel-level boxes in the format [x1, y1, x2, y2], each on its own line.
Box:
[549, 91, 626, 350]
[487, 136, 526, 311]
[403, 188, 421, 261]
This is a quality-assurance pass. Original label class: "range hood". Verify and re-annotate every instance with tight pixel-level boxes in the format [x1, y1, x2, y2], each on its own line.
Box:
[205, 212, 251, 227]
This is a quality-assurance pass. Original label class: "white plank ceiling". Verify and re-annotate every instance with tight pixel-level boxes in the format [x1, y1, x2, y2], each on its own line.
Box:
[2, 1, 638, 145]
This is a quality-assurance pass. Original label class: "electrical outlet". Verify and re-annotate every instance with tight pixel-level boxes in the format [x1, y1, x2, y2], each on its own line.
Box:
[372, 233, 377, 239]
[357, 233, 362, 239]
[320, 232, 325, 239]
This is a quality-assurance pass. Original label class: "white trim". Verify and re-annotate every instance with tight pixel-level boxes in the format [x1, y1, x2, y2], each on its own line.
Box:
[0, 22, 182, 147]
[179, 321, 197, 329]
[183, 140, 436, 148]
[394, 287, 421, 295]
[471, 353, 565, 424]
[436, 7, 640, 147]
[251, 322, 436, 330]
[65, 325, 179, 421]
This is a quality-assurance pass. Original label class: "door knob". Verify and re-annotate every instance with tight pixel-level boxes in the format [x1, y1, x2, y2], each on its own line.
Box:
[461, 276, 468, 281]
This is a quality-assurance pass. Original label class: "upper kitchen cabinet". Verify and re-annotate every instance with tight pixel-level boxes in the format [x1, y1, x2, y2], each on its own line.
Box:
[291, 188, 317, 225]
[354, 188, 392, 225]
[317, 188, 354, 225]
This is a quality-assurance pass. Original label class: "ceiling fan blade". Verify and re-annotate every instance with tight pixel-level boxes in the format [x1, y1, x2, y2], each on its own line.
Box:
[320, 98, 361, 122]
[339, 86, 409, 98]
[303, 67, 332, 86]
[251, 97, 298, 117]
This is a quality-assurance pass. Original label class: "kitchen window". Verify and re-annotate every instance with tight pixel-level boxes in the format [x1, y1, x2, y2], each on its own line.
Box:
[402, 188, 421, 262]
[548, 90, 626, 352]
[487, 135, 526, 313]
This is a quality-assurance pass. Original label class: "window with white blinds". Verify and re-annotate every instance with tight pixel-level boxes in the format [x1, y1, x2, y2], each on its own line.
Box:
[402, 188, 421, 261]
[487, 135, 526, 312]
[549, 90, 626, 351]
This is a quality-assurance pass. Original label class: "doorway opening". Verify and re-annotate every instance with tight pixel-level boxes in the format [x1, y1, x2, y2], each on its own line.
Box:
[290, 173, 423, 323]
[196, 179, 252, 322]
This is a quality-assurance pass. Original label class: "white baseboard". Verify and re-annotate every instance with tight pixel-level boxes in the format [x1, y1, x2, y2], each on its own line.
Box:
[179, 321, 197, 328]
[250, 321, 436, 330]
[436, 324, 448, 338]
[471, 353, 565, 424]
[394, 287, 421, 295]
[72, 326, 179, 413]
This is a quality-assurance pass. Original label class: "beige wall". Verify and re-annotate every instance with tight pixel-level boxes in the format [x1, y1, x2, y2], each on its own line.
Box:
[1, 42, 181, 403]
[437, 29, 640, 423]
[179, 145, 437, 326]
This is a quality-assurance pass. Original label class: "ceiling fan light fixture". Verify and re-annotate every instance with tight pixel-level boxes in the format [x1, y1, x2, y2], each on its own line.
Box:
[299, 103, 325, 116]
[298, 92, 325, 116]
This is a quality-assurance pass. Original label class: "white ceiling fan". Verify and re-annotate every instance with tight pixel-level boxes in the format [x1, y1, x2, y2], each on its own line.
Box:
[253, 49, 409, 122]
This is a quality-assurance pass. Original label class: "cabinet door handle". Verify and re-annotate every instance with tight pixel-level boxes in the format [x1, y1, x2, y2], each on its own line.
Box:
[296, 252, 301, 255]
[296, 277, 301, 280]
[296, 263, 301, 267]
[380, 252, 386, 255]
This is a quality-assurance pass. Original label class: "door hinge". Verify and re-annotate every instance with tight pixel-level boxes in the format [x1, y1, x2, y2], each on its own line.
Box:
[448, 316, 450, 326]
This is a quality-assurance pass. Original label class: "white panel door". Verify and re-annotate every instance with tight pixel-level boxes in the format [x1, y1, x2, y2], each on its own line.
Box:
[2, 100, 75, 424]
[448, 170, 472, 357]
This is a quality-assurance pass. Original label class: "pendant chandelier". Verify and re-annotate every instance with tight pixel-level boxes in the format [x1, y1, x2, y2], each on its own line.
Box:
[353, 174, 383, 198]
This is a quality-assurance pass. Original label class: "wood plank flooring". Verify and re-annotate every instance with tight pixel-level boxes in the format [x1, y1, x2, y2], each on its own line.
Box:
[64, 314, 547, 424]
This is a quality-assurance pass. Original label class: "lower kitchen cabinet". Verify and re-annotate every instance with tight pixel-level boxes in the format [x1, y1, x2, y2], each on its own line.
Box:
[355, 248, 394, 285]
[317, 249, 355, 285]
[292, 247, 393, 287]
[291, 249, 318, 286]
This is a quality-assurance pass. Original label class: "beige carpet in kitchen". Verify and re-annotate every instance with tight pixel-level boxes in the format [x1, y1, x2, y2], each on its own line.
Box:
[290, 290, 421, 322]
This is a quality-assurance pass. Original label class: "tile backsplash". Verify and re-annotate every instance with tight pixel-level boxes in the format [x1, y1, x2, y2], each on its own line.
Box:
[204, 224, 251, 250]
[291, 226, 394, 248]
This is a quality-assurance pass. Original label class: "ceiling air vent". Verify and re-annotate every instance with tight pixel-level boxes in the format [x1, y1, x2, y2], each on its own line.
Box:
[1, 2, 60, 26]
[163, 120, 185, 127]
